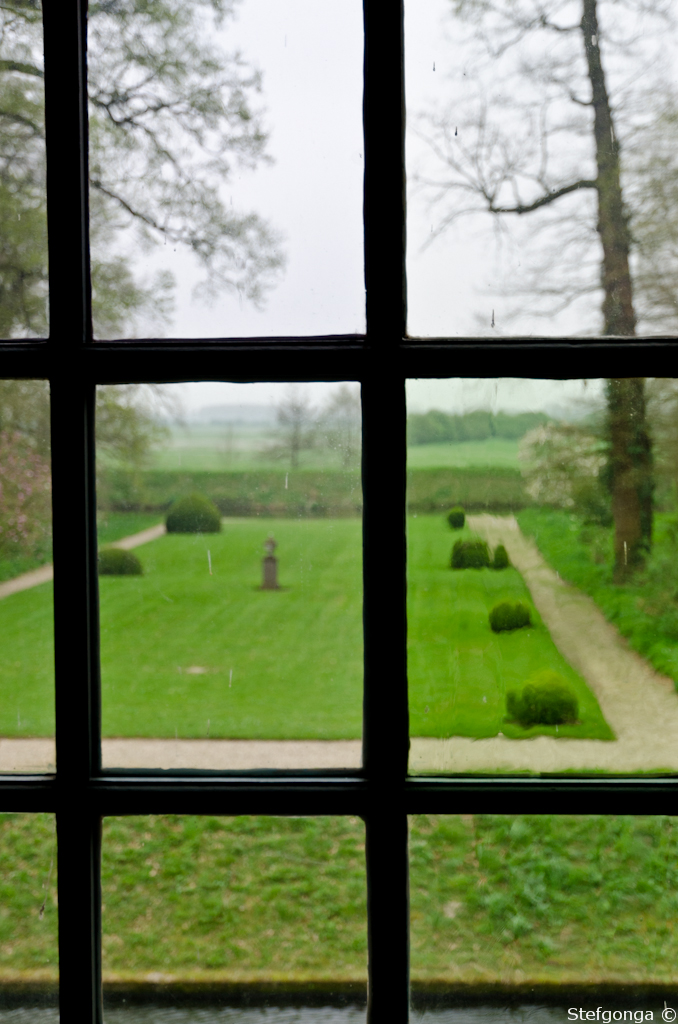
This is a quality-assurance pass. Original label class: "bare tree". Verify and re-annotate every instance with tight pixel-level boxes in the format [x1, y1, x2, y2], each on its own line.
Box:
[320, 385, 361, 470]
[417, 0, 671, 575]
[267, 385, 316, 470]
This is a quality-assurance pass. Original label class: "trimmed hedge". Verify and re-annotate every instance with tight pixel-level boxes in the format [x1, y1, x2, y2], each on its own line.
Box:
[447, 506, 465, 529]
[489, 600, 531, 632]
[166, 493, 221, 534]
[493, 544, 510, 569]
[98, 547, 143, 576]
[506, 670, 579, 727]
[451, 539, 490, 569]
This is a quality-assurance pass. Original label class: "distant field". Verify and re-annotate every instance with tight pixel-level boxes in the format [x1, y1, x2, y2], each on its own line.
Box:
[142, 427, 521, 473]
[145, 424, 355, 472]
[407, 516, 613, 740]
[407, 438, 520, 469]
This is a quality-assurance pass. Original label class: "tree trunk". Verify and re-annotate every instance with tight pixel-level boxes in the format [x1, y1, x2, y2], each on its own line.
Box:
[581, 1, 652, 576]
[605, 378, 653, 581]
[581, 0, 636, 337]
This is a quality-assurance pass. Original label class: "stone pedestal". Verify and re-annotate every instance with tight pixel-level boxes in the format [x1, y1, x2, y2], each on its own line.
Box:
[262, 555, 279, 590]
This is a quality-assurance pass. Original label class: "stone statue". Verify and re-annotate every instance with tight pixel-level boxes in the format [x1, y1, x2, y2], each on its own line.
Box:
[261, 535, 279, 590]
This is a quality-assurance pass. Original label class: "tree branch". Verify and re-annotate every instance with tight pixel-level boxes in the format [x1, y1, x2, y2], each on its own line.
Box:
[0, 59, 43, 78]
[489, 179, 597, 214]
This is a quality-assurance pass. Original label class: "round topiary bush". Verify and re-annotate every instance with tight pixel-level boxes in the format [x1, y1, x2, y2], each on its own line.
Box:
[451, 538, 490, 569]
[506, 670, 579, 727]
[493, 544, 510, 570]
[166, 493, 221, 534]
[489, 600, 531, 632]
[98, 547, 143, 575]
[447, 506, 465, 530]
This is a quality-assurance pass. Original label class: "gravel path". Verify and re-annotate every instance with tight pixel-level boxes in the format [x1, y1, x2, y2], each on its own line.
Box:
[410, 514, 678, 774]
[0, 523, 167, 601]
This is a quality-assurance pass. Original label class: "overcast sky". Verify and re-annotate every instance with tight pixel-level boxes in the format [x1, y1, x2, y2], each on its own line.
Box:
[99, 0, 676, 342]
[174, 378, 604, 415]
[116, 0, 365, 339]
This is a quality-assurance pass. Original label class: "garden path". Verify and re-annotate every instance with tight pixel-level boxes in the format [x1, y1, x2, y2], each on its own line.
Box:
[0, 523, 167, 601]
[409, 514, 678, 774]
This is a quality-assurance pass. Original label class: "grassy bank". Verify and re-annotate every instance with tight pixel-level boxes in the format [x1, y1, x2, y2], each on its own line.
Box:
[6, 813, 678, 985]
[517, 509, 678, 688]
[407, 467, 531, 514]
[407, 516, 613, 740]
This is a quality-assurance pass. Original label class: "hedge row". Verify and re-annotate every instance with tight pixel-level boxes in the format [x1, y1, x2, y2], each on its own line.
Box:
[98, 466, 539, 517]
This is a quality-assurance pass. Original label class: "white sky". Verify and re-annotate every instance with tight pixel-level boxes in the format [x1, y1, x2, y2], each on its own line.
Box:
[122, 0, 365, 339]
[172, 378, 603, 415]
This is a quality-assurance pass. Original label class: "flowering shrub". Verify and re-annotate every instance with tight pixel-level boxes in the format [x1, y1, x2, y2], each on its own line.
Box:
[519, 423, 604, 508]
[0, 431, 51, 557]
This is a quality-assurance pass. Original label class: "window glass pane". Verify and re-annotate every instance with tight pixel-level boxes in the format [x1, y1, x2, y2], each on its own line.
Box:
[87, 0, 364, 340]
[410, 814, 678, 1015]
[97, 381, 363, 770]
[0, 380, 54, 771]
[0, 813, 58, 1016]
[102, 815, 367, 1020]
[407, 377, 678, 776]
[405, 0, 678, 338]
[0, 1, 48, 339]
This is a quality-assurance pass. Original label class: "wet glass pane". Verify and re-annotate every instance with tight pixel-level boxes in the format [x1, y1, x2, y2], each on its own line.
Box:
[0, 1, 48, 338]
[87, 0, 364, 340]
[97, 381, 363, 770]
[410, 814, 678, 1015]
[101, 815, 367, 1020]
[0, 380, 54, 771]
[407, 377, 678, 775]
[0, 813, 58, 1015]
[406, 0, 678, 338]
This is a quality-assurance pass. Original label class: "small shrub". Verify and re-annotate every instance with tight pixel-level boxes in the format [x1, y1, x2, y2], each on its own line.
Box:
[493, 544, 510, 569]
[98, 547, 143, 575]
[447, 506, 465, 529]
[451, 539, 490, 569]
[166, 493, 221, 534]
[489, 600, 531, 632]
[506, 670, 579, 727]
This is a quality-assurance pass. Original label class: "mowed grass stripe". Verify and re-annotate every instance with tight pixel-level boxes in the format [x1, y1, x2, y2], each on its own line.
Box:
[407, 517, 613, 740]
[99, 519, 363, 739]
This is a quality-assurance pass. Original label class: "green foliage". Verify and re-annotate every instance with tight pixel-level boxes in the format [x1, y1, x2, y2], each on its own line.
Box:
[489, 600, 531, 632]
[97, 547, 143, 576]
[506, 670, 578, 727]
[165, 493, 222, 533]
[408, 409, 548, 446]
[451, 538, 490, 568]
[492, 543, 509, 569]
[0, 0, 283, 340]
[447, 505, 465, 529]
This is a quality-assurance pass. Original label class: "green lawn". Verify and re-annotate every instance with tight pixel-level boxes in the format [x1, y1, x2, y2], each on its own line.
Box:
[7, 812, 678, 985]
[407, 516, 613, 740]
[97, 511, 163, 545]
[99, 518, 363, 739]
[407, 438, 520, 470]
[517, 508, 678, 689]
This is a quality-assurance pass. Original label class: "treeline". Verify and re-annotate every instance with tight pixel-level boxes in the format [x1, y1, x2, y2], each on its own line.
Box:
[407, 409, 549, 446]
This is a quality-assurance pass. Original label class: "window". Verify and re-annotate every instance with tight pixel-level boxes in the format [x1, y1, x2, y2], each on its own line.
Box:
[0, 0, 674, 1020]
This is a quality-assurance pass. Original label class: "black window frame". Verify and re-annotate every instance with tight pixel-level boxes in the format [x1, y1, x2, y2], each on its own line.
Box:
[1, 0, 677, 1020]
